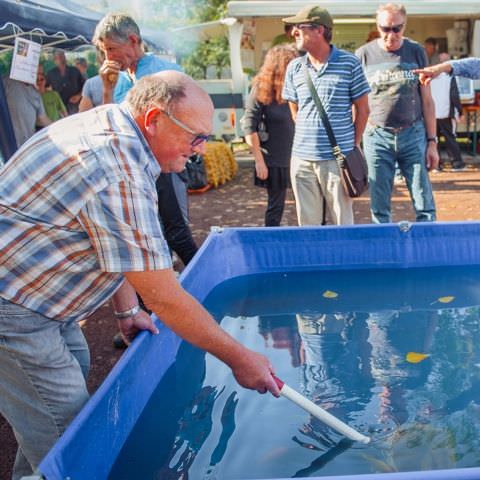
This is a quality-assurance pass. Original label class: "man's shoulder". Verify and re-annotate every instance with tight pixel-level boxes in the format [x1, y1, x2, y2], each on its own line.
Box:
[286, 55, 306, 73]
[331, 47, 361, 66]
[355, 40, 378, 57]
[139, 54, 182, 74]
[403, 37, 422, 50]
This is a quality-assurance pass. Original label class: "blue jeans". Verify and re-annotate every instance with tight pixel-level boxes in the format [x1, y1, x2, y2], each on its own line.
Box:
[363, 121, 436, 223]
[0, 297, 90, 480]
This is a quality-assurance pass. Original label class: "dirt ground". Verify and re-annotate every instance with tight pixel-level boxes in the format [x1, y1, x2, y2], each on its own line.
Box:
[2, 157, 480, 479]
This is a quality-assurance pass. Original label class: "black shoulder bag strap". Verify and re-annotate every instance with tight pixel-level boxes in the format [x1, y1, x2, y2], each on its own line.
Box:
[302, 61, 345, 165]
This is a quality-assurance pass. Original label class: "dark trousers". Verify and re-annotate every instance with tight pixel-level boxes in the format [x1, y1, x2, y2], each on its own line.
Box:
[265, 186, 287, 227]
[156, 172, 198, 265]
[137, 173, 198, 315]
[437, 118, 464, 168]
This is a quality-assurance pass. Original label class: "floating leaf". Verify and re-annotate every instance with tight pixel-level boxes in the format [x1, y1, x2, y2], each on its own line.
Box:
[438, 296, 455, 304]
[323, 290, 338, 299]
[406, 352, 430, 364]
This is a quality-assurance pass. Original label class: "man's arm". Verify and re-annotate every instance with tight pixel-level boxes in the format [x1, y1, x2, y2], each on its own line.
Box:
[99, 60, 121, 104]
[79, 95, 94, 113]
[288, 101, 298, 122]
[36, 114, 52, 128]
[352, 94, 369, 147]
[420, 84, 439, 170]
[123, 269, 281, 396]
[416, 58, 480, 84]
[111, 278, 159, 342]
[413, 62, 452, 85]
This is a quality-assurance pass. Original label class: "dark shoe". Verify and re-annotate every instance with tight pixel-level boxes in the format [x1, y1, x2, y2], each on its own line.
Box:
[452, 163, 467, 172]
[113, 332, 128, 349]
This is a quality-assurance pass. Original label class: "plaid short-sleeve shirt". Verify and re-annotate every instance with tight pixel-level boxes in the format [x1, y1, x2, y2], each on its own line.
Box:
[0, 104, 172, 321]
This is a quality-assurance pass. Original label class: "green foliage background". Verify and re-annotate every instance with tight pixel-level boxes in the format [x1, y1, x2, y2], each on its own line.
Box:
[0, 0, 230, 80]
[155, 0, 230, 79]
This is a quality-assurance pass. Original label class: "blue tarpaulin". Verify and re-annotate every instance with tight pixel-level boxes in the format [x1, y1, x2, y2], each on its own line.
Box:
[38, 222, 480, 480]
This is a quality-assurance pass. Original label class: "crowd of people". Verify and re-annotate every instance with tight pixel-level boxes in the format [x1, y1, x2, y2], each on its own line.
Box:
[1, 2, 480, 479]
[244, 3, 480, 227]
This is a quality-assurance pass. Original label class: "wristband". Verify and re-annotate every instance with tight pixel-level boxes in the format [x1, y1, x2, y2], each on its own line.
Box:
[427, 136, 438, 144]
[114, 304, 141, 319]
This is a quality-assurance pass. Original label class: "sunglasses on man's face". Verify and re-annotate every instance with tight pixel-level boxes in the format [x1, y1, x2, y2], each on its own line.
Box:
[378, 23, 404, 34]
[294, 23, 320, 30]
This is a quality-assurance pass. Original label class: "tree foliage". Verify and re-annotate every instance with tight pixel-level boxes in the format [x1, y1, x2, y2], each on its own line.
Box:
[164, 0, 230, 79]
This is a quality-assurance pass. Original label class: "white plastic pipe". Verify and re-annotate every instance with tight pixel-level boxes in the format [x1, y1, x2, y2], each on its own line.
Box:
[273, 376, 370, 444]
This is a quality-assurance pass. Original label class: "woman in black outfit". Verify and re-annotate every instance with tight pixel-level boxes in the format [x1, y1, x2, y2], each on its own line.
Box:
[241, 44, 299, 226]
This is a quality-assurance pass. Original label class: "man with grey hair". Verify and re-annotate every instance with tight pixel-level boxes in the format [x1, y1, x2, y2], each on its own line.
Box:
[93, 12, 181, 104]
[356, 3, 438, 223]
[93, 13, 199, 351]
[0, 70, 280, 479]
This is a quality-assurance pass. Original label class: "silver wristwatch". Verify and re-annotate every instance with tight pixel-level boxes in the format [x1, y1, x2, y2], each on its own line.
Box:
[114, 304, 141, 319]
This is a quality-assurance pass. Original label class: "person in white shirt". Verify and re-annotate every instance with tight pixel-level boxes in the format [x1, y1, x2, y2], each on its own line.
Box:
[429, 52, 465, 171]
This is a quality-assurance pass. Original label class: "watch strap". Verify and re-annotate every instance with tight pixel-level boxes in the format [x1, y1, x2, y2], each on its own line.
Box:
[114, 304, 141, 319]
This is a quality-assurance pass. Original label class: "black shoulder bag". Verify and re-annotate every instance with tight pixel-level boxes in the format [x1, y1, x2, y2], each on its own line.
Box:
[302, 63, 368, 198]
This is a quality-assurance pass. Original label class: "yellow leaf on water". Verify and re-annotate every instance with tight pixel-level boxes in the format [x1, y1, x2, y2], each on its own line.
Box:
[323, 290, 338, 299]
[438, 296, 455, 303]
[406, 352, 430, 364]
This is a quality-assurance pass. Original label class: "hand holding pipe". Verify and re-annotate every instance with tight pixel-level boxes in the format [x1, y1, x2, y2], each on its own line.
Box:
[272, 375, 370, 444]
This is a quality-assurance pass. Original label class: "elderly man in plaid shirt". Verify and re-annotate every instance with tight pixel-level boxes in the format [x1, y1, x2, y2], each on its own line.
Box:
[0, 70, 280, 480]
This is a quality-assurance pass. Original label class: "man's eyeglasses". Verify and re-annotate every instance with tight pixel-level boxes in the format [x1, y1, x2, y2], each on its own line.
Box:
[378, 23, 404, 34]
[159, 108, 209, 147]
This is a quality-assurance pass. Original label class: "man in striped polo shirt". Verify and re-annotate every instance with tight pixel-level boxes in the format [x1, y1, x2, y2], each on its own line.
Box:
[282, 6, 370, 226]
[0, 71, 280, 479]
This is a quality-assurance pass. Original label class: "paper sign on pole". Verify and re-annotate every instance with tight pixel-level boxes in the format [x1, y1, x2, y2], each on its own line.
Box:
[10, 37, 41, 85]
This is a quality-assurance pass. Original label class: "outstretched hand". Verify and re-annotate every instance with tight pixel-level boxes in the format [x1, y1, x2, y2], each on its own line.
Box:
[413, 62, 452, 86]
[413, 68, 435, 86]
[229, 349, 281, 397]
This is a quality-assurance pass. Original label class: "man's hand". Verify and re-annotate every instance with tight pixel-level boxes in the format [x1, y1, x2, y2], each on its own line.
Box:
[116, 309, 159, 345]
[229, 348, 281, 397]
[100, 60, 121, 88]
[413, 62, 452, 86]
[426, 142, 440, 170]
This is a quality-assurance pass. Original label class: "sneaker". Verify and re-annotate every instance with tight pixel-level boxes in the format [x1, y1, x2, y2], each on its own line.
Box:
[113, 332, 128, 349]
[431, 168, 442, 173]
[452, 165, 467, 172]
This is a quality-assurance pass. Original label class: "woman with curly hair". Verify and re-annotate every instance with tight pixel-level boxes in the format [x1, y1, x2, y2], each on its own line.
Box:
[241, 44, 300, 226]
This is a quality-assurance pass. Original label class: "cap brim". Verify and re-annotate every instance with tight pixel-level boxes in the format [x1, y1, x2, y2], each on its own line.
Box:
[282, 15, 303, 24]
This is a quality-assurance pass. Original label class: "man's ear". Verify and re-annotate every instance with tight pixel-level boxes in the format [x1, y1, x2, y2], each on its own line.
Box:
[144, 107, 159, 136]
[129, 34, 141, 48]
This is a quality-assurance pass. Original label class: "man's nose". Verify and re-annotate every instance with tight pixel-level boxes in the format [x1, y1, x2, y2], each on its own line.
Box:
[192, 142, 207, 155]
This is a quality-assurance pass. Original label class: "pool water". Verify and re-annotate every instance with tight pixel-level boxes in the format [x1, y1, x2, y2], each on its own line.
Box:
[109, 266, 480, 479]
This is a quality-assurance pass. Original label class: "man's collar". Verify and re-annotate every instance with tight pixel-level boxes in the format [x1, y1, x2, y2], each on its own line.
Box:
[306, 45, 337, 70]
[119, 103, 161, 178]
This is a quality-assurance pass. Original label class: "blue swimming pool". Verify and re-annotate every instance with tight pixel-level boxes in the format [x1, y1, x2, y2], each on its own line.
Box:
[38, 222, 480, 480]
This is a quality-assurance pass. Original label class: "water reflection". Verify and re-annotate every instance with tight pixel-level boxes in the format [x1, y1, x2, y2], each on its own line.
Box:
[110, 268, 480, 478]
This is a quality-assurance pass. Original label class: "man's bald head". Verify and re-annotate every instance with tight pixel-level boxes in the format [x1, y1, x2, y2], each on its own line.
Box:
[127, 70, 214, 172]
[126, 70, 212, 117]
